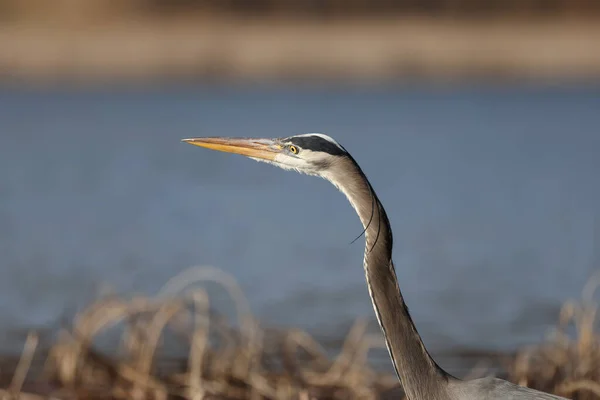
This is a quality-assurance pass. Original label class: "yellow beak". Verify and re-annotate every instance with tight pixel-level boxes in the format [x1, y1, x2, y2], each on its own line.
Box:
[182, 137, 281, 161]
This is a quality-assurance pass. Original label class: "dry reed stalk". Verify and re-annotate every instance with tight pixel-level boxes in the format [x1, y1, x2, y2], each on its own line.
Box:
[4, 332, 39, 400]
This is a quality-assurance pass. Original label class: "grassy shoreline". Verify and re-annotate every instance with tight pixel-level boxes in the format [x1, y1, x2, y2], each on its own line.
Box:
[1, 267, 600, 399]
[2, 17, 600, 83]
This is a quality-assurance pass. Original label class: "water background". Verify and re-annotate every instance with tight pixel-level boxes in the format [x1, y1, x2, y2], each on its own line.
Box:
[1, 83, 599, 372]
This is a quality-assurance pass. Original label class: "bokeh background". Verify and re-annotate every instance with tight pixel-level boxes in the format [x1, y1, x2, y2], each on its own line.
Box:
[1, 0, 600, 378]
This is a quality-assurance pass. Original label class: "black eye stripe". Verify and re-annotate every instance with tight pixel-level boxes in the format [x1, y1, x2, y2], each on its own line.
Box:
[287, 136, 346, 156]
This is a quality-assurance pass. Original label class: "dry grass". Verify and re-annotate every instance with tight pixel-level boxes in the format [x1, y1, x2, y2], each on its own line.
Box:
[1, 266, 600, 399]
[507, 276, 600, 399]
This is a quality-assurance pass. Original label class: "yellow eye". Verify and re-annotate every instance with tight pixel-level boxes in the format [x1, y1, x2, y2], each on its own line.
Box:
[288, 145, 299, 154]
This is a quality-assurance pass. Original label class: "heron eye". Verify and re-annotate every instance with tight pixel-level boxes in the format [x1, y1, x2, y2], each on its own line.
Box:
[288, 145, 299, 154]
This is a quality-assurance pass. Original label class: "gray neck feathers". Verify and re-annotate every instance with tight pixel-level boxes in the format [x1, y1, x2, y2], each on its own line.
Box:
[325, 157, 450, 400]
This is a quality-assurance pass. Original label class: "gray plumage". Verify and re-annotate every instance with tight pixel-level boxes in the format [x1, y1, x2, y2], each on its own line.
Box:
[183, 133, 569, 400]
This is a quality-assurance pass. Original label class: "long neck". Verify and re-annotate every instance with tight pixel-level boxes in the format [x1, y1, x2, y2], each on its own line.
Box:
[327, 159, 450, 399]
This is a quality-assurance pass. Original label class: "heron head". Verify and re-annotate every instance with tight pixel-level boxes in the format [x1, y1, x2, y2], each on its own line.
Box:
[182, 133, 349, 178]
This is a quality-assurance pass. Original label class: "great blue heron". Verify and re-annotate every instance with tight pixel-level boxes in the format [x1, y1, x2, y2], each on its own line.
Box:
[183, 134, 568, 400]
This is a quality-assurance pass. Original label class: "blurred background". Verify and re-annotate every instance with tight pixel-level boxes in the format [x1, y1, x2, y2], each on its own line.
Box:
[1, 0, 600, 379]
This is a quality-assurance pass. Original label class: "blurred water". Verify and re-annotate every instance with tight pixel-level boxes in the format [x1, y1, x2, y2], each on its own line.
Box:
[1, 83, 599, 365]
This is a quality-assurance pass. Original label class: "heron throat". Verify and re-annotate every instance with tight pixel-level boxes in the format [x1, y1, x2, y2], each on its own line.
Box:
[323, 157, 450, 400]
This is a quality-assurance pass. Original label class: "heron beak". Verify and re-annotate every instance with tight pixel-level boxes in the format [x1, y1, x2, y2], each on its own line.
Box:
[182, 137, 281, 161]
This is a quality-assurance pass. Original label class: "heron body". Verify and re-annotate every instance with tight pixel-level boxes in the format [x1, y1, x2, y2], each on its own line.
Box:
[183, 134, 568, 400]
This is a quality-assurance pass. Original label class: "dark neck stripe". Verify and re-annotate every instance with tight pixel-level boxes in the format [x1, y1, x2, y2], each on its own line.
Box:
[288, 135, 346, 156]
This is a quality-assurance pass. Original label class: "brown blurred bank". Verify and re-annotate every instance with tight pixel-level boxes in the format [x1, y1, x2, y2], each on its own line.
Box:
[1, 0, 600, 83]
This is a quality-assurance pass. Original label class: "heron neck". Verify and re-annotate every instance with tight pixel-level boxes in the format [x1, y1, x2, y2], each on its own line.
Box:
[328, 161, 450, 399]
